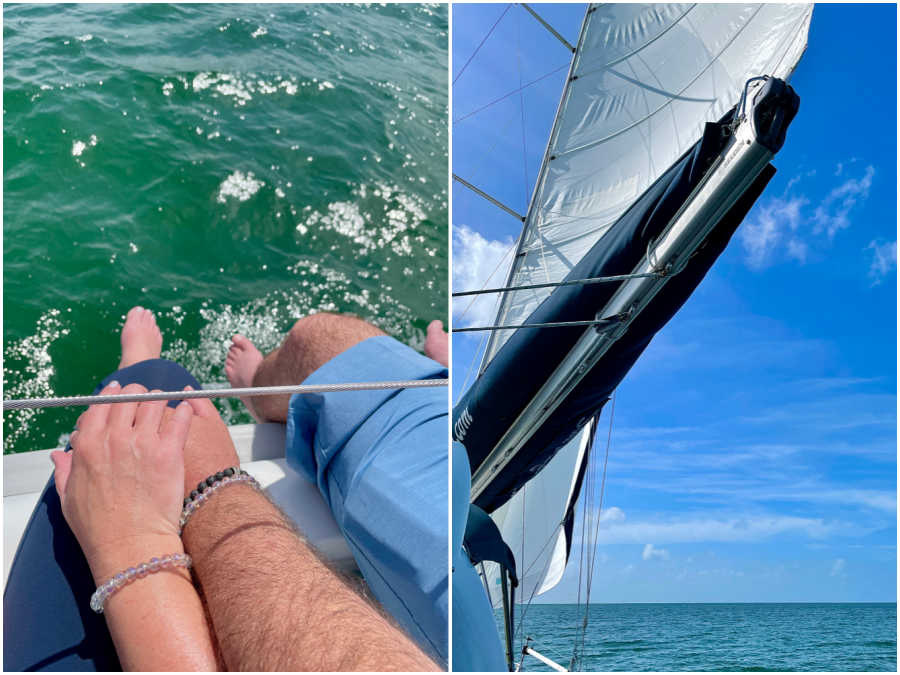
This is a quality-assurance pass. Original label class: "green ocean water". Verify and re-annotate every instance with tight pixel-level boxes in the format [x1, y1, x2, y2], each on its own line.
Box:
[3, 3, 448, 454]
[497, 603, 897, 671]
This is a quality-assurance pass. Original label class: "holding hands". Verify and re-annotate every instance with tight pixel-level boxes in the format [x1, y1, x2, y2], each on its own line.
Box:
[51, 379, 242, 587]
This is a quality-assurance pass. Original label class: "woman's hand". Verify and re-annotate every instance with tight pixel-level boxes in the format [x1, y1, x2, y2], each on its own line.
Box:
[51, 381, 194, 585]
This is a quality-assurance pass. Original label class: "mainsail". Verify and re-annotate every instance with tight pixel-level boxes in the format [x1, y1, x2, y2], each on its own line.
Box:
[454, 2, 813, 637]
[481, 3, 813, 367]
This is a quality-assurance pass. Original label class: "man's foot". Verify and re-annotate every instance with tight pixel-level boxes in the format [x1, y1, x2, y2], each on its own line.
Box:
[424, 320, 448, 367]
[225, 334, 265, 422]
[119, 306, 163, 369]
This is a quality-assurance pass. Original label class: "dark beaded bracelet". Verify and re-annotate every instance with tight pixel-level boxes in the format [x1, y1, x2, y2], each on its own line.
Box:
[179, 466, 260, 534]
[184, 466, 243, 507]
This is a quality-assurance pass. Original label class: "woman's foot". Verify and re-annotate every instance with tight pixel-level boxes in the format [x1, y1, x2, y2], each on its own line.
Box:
[225, 334, 265, 422]
[119, 306, 163, 368]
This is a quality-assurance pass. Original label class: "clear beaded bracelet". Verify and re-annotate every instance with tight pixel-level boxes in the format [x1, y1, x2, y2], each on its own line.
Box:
[179, 467, 261, 534]
[90, 553, 191, 613]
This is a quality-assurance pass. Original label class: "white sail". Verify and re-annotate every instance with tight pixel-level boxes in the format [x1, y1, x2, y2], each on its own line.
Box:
[481, 3, 813, 369]
[481, 422, 593, 607]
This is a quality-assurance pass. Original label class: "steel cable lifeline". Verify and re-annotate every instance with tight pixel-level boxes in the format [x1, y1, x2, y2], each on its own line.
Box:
[451, 271, 662, 297]
[452, 318, 618, 333]
[2, 379, 449, 411]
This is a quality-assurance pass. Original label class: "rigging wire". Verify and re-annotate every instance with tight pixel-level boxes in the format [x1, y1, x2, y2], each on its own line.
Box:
[459, 106, 522, 185]
[571, 392, 616, 669]
[519, 480, 527, 655]
[453, 4, 512, 85]
[454, 239, 516, 324]
[517, 10, 531, 215]
[453, 64, 570, 125]
[453, 237, 514, 402]
[452, 317, 620, 333]
[452, 271, 660, 297]
[506, 433, 601, 649]
[571, 417, 595, 669]
[455, 329, 488, 406]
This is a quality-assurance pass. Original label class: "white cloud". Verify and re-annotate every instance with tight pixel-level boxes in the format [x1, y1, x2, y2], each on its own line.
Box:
[812, 165, 875, 239]
[740, 195, 808, 268]
[642, 543, 670, 560]
[595, 514, 841, 545]
[786, 237, 808, 263]
[452, 224, 514, 327]
[830, 558, 846, 577]
[598, 506, 625, 524]
[866, 239, 896, 285]
[812, 489, 896, 513]
[740, 164, 876, 268]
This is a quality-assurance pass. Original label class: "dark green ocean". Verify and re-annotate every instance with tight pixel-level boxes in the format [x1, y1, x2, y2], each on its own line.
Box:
[3, 3, 448, 454]
[497, 603, 896, 671]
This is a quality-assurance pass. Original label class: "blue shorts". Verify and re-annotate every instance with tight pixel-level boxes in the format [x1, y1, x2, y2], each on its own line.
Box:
[285, 336, 449, 664]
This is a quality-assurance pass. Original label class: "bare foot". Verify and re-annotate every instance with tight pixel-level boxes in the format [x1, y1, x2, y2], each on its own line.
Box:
[225, 334, 264, 422]
[424, 319, 448, 367]
[119, 306, 163, 368]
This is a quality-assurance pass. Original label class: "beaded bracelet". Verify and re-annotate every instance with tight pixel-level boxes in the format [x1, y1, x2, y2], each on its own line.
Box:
[179, 467, 261, 534]
[90, 553, 191, 613]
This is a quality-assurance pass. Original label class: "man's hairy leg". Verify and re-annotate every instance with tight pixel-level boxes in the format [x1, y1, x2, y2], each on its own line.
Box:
[179, 398, 438, 671]
[226, 313, 386, 424]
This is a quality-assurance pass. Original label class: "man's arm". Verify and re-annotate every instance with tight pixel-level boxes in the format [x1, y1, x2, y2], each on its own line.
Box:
[182, 482, 440, 671]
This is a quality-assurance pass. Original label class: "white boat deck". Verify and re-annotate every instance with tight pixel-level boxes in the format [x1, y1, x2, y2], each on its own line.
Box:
[4, 423, 355, 586]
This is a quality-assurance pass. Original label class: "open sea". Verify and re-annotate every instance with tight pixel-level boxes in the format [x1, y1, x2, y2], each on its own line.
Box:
[498, 603, 897, 672]
[3, 3, 448, 454]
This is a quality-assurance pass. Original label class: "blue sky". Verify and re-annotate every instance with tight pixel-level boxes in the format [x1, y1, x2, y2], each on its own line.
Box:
[452, 4, 896, 603]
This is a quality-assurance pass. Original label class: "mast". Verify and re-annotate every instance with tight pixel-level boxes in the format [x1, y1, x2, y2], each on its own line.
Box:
[477, 4, 593, 376]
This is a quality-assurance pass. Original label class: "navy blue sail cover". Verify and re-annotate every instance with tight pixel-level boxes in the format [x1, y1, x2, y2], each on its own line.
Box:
[455, 112, 778, 513]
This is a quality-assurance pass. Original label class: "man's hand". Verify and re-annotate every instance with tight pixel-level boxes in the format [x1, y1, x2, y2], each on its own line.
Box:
[177, 387, 241, 498]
